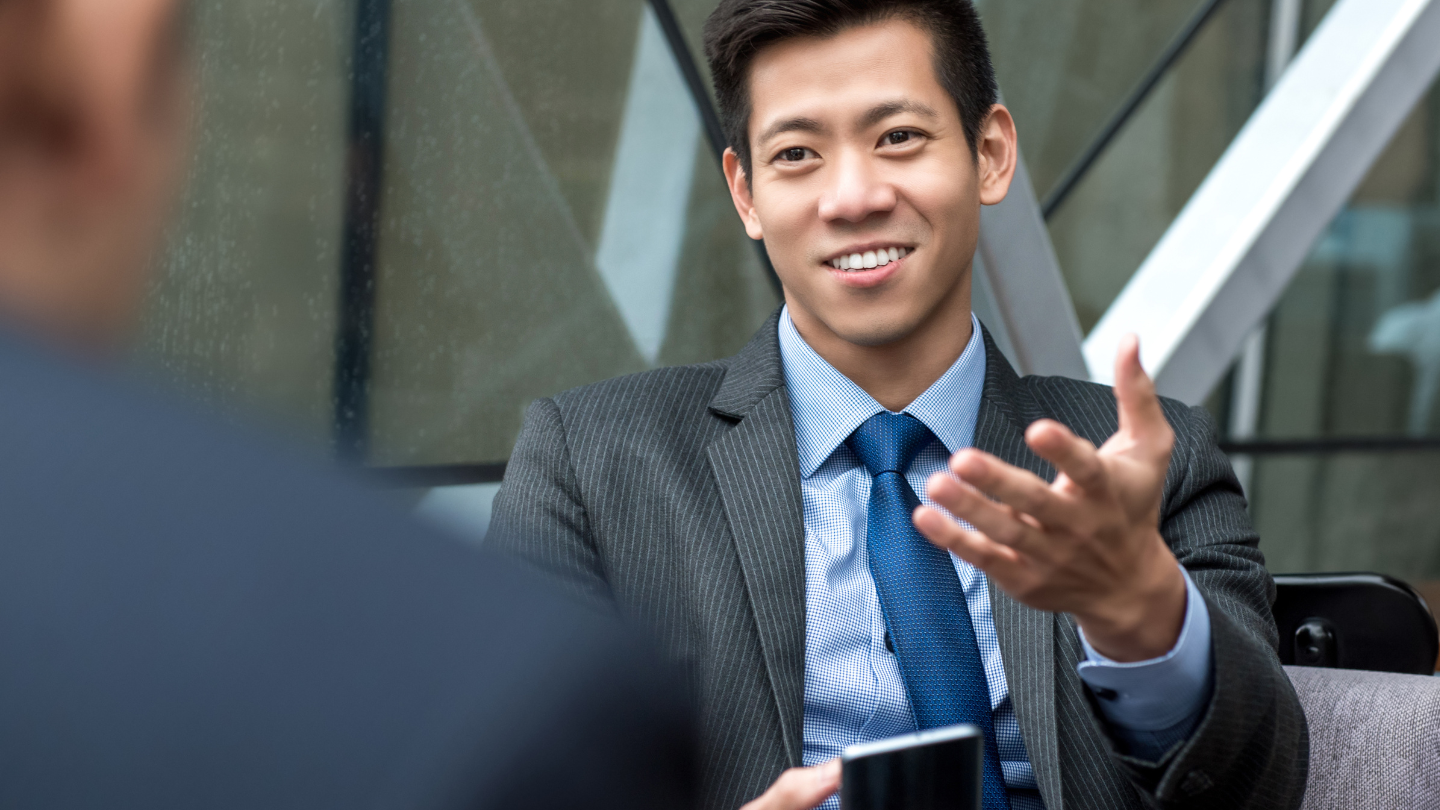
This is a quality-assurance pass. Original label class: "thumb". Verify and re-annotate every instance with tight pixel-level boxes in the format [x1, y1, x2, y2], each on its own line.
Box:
[1112, 334, 1171, 455]
[741, 760, 842, 810]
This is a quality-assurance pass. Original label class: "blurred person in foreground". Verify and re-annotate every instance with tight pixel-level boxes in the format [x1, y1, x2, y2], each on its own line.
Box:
[489, 1, 1307, 809]
[0, 1, 695, 807]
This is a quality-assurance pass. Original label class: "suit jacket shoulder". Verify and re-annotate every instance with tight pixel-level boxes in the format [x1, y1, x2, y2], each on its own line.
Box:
[491, 357, 741, 600]
[491, 313, 789, 608]
[550, 360, 731, 426]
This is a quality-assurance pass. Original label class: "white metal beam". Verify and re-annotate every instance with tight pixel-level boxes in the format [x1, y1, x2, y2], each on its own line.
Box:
[1084, 0, 1440, 404]
[1228, 0, 1304, 494]
[595, 4, 700, 365]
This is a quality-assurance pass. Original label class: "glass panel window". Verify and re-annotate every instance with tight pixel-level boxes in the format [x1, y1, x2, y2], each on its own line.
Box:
[1246, 78, 1440, 584]
[367, 0, 774, 466]
[1010, 0, 1272, 331]
[977, 0, 1218, 201]
[140, 0, 776, 468]
[140, 1, 350, 447]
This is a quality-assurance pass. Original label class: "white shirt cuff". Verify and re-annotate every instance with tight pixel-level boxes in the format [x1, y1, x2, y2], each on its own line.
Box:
[1074, 567, 1214, 732]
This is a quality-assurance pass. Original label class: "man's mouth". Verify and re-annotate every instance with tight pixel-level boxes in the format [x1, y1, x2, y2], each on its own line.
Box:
[825, 245, 911, 271]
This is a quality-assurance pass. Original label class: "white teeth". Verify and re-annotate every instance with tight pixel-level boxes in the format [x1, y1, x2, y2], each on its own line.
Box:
[830, 247, 909, 270]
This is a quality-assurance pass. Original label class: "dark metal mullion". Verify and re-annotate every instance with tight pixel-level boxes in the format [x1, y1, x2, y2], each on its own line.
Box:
[368, 463, 509, 488]
[333, 0, 393, 462]
[646, 0, 783, 297]
[1221, 437, 1440, 455]
[647, 0, 725, 164]
[1040, 0, 1233, 220]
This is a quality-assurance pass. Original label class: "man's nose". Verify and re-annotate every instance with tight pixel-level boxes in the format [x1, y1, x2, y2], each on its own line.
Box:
[817, 151, 897, 224]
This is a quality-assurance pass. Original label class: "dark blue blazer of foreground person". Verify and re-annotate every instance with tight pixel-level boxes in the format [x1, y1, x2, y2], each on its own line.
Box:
[0, 330, 696, 810]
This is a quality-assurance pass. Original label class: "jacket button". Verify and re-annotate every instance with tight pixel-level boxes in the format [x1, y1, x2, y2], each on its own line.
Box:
[1180, 771, 1212, 796]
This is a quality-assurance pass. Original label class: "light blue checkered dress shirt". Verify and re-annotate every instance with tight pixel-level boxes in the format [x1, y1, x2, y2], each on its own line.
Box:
[778, 308, 1214, 810]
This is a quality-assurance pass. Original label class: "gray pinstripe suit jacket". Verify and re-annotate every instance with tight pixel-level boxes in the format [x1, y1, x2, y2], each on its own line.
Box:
[489, 312, 1308, 810]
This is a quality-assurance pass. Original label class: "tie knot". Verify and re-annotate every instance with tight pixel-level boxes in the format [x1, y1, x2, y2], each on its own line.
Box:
[845, 412, 936, 477]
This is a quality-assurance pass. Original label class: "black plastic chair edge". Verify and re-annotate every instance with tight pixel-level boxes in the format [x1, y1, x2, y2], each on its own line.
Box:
[1273, 571, 1440, 673]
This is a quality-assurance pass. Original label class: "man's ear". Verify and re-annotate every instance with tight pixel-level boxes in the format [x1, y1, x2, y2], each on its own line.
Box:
[722, 147, 764, 240]
[976, 104, 1018, 207]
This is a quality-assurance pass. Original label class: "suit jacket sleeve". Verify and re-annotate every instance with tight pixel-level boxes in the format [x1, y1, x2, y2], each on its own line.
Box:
[1114, 402, 1307, 808]
[488, 397, 616, 610]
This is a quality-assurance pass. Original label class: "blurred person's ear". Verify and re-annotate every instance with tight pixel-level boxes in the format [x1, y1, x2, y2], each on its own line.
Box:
[0, 0, 190, 355]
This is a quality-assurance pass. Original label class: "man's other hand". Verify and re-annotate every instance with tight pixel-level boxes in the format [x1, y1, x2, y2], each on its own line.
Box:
[740, 760, 841, 810]
[914, 334, 1187, 662]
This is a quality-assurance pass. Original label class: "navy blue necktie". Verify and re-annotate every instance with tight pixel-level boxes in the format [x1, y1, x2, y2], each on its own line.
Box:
[846, 411, 1008, 810]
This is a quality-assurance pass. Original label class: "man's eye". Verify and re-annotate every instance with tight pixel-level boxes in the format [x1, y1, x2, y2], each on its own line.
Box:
[777, 147, 810, 162]
[884, 130, 918, 146]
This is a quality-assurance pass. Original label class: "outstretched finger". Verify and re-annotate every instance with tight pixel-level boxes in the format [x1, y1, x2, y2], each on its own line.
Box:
[926, 469, 1049, 554]
[913, 504, 1024, 581]
[946, 448, 1080, 528]
[1024, 419, 1107, 494]
[1112, 334, 1173, 461]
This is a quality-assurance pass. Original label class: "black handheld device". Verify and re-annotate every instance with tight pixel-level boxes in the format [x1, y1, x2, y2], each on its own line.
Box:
[840, 724, 983, 810]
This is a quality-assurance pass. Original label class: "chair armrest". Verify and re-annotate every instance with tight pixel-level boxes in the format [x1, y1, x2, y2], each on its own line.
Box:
[1285, 665, 1440, 810]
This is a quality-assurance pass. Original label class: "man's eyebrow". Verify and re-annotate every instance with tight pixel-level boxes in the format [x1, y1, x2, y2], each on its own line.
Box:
[858, 100, 938, 130]
[756, 116, 826, 147]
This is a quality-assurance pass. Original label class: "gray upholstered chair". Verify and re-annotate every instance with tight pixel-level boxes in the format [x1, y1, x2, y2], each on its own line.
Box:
[1285, 665, 1440, 809]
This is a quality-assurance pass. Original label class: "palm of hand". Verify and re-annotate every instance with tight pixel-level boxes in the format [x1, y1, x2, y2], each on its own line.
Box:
[914, 335, 1187, 662]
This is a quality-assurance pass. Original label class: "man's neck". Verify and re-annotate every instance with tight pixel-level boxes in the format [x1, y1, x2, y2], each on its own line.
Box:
[787, 294, 975, 413]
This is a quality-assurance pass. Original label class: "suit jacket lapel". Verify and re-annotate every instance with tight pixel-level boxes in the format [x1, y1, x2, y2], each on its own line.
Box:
[706, 312, 807, 767]
[974, 327, 1064, 810]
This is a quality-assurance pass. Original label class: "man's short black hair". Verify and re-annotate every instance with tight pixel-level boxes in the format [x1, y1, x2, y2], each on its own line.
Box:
[704, 0, 997, 179]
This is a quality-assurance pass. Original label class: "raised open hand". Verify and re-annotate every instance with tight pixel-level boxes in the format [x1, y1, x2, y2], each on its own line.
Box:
[913, 334, 1187, 661]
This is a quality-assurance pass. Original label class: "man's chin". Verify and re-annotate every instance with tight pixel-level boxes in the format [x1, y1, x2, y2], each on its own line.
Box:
[827, 318, 922, 349]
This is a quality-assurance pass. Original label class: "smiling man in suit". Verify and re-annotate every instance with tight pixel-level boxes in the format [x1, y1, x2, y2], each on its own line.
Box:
[490, 2, 1307, 809]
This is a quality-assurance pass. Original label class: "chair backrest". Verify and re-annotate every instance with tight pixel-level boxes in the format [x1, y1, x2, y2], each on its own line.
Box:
[1285, 666, 1440, 810]
[1273, 573, 1438, 675]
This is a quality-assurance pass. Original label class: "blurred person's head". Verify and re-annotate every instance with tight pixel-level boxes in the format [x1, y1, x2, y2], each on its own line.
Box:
[704, 0, 1016, 363]
[0, 0, 190, 354]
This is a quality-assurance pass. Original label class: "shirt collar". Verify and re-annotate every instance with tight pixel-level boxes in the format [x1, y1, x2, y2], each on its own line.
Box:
[778, 306, 988, 478]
